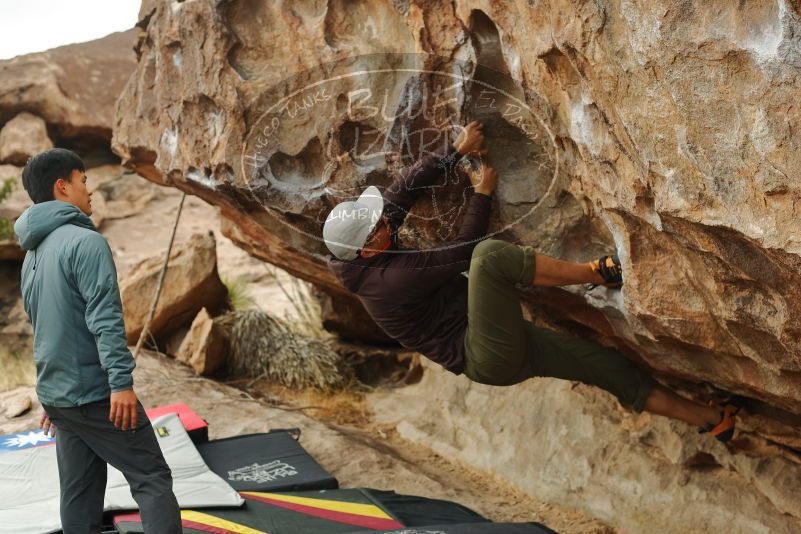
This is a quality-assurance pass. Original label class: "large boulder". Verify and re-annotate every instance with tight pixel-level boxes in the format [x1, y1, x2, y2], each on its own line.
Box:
[112, 1, 801, 529]
[93, 170, 158, 221]
[0, 30, 136, 153]
[0, 113, 53, 165]
[112, 0, 801, 408]
[120, 232, 228, 344]
[0, 29, 137, 242]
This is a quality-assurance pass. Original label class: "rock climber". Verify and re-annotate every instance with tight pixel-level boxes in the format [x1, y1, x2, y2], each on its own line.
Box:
[323, 121, 739, 442]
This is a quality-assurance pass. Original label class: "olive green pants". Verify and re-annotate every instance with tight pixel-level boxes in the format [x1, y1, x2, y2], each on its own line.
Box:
[463, 239, 656, 412]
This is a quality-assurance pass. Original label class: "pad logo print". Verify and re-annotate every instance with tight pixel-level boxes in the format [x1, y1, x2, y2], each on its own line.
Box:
[227, 459, 298, 484]
[1, 430, 55, 449]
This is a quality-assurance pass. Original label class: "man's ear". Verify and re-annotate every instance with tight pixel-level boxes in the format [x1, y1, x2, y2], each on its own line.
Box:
[53, 177, 68, 198]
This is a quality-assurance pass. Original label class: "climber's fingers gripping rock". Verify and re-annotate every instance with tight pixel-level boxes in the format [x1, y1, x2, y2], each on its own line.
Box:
[455, 120, 486, 156]
[469, 164, 498, 196]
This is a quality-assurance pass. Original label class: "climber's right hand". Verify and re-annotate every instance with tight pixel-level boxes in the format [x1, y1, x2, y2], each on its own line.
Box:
[469, 164, 498, 196]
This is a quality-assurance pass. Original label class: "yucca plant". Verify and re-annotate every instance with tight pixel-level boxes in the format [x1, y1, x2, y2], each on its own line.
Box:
[218, 309, 351, 391]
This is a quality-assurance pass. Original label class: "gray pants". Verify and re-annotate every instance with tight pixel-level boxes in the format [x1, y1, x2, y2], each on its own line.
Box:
[42, 399, 182, 534]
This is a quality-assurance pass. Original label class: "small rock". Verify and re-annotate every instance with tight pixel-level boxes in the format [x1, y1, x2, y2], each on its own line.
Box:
[176, 307, 228, 375]
[0, 113, 53, 165]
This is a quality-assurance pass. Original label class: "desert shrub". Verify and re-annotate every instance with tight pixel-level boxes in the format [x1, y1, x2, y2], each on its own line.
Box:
[218, 309, 351, 391]
[0, 178, 16, 240]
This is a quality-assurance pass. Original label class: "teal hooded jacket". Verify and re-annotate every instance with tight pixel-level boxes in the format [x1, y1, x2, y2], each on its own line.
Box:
[14, 201, 134, 407]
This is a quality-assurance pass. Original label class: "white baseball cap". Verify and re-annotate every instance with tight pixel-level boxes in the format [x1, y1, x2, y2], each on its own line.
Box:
[323, 186, 384, 260]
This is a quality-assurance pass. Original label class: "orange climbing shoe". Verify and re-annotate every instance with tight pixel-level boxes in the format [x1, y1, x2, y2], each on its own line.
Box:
[699, 402, 740, 443]
[588, 255, 623, 289]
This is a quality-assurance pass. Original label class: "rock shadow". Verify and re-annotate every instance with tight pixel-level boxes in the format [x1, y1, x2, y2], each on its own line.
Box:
[268, 136, 329, 193]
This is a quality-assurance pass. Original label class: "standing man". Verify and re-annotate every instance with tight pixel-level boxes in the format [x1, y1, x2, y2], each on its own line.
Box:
[14, 148, 182, 533]
[324, 122, 739, 442]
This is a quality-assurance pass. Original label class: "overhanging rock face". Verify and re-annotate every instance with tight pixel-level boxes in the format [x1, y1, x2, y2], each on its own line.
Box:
[114, 0, 801, 449]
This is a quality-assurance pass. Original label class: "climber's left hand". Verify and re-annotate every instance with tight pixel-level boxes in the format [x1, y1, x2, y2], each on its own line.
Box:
[455, 121, 487, 157]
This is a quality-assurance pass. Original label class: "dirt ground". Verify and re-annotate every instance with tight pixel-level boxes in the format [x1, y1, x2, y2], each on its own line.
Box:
[0, 351, 616, 534]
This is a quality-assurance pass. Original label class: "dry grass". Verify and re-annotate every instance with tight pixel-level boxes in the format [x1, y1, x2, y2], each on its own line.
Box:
[217, 265, 364, 392]
[222, 275, 256, 310]
[261, 264, 323, 335]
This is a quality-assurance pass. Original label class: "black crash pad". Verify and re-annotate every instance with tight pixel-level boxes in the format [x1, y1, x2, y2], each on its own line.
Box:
[197, 430, 338, 492]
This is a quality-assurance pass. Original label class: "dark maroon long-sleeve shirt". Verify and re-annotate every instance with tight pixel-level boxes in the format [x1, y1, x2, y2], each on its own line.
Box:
[327, 144, 492, 374]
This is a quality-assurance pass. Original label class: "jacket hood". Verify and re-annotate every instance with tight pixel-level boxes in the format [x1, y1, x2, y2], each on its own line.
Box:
[14, 201, 96, 251]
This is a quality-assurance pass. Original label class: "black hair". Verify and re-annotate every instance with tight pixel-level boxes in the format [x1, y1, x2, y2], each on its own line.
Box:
[21, 148, 85, 204]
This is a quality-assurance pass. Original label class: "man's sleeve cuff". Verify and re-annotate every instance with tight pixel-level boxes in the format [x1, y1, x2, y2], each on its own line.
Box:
[471, 191, 493, 204]
[110, 378, 134, 392]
